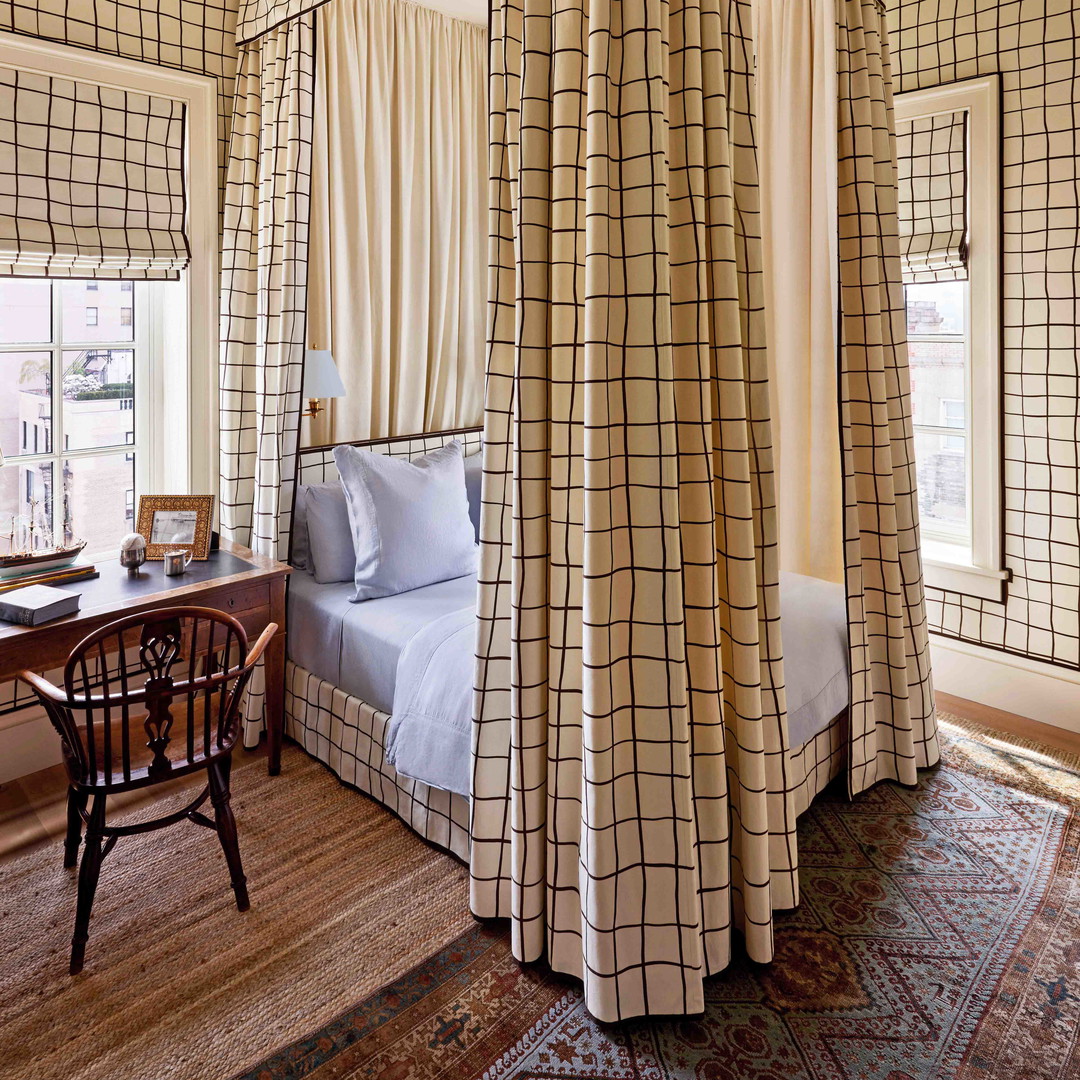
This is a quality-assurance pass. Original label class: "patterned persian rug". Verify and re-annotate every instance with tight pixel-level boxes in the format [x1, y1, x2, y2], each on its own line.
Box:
[238, 718, 1080, 1080]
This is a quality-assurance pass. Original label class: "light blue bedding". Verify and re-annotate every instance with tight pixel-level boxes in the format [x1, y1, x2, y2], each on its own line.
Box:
[287, 571, 477, 714]
[289, 569, 849, 799]
[385, 607, 475, 797]
[780, 572, 850, 747]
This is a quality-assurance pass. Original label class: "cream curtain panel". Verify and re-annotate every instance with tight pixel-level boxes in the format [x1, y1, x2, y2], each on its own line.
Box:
[219, 12, 315, 745]
[0, 67, 189, 279]
[472, 0, 802, 1023]
[836, 0, 938, 794]
[896, 109, 969, 283]
[753, 0, 843, 585]
[307, 0, 487, 445]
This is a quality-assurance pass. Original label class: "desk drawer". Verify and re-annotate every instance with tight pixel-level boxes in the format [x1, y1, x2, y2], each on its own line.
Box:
[203, 582, 271, 619]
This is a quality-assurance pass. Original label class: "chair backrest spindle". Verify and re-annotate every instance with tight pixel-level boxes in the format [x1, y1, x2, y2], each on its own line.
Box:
[19, 607, 274, 793]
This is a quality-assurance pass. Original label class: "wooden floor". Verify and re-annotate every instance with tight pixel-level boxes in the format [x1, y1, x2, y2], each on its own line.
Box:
[3, 695, 1077, 867]
[936, 691, 1080, 756]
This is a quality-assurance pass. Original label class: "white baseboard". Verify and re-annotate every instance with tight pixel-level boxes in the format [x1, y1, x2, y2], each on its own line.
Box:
[0, 709, 62, 784]
[931, 635, 1080, 735]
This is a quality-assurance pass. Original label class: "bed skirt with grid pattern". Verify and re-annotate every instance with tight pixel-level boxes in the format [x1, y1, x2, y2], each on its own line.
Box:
[284, 660, 471, 861]
[284, 659, 843, 863]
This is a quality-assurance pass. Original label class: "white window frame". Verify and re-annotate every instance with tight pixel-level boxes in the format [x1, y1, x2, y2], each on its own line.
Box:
[0, 281, 148, 542]
[0, 33, 220, 510]
[896, 75, 1007, 603]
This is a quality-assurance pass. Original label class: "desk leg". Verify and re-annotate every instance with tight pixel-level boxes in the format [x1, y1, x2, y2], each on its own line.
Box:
[265, 576, 287, 776]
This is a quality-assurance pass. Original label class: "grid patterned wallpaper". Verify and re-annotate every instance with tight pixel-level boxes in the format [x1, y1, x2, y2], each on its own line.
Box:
[886, 0, 1080, 671]
[0, 0, 241, 205]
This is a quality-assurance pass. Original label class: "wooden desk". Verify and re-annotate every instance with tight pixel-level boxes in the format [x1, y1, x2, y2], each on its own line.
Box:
[0, 540, 290, 776]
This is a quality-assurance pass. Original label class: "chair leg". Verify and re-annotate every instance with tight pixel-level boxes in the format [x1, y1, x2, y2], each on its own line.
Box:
[70, 793, 106, 975]
[64, 787, 88, 869]
[209, 755, 249, 913]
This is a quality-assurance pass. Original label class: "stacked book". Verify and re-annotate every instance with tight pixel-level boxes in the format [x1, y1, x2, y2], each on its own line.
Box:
[0, 564, 98, 626]
[0, 584, 81, 626]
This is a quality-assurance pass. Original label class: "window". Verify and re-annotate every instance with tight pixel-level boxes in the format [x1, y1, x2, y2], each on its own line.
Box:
[896, 76, 1006, 602]
[0, 280, 143, 554]
[0, 31, 219, 555]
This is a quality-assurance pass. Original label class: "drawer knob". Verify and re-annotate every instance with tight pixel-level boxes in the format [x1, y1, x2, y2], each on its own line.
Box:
[228, 598, 236, 607]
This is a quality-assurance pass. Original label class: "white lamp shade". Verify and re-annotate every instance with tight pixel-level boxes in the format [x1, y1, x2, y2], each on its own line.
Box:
[303, 349, 346, 399]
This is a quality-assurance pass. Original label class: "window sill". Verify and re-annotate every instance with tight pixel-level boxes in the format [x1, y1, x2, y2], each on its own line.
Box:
[923, 544, 1009, 602]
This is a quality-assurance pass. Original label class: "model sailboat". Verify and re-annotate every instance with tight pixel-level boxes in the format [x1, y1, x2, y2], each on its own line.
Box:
[0, 502, 87, 580]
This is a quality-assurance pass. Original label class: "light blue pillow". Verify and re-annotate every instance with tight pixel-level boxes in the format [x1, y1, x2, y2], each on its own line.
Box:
[304, 482, 356, 584]
[463, 450, 483, 542]
[333, 441, 477, 601]
[290, 485, 311, 570]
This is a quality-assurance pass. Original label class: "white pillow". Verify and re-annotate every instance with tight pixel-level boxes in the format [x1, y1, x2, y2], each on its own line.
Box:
[333, 441, 477, 601]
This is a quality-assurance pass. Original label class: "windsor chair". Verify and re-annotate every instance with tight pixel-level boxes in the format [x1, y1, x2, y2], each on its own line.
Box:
[19, 606, 277, 974]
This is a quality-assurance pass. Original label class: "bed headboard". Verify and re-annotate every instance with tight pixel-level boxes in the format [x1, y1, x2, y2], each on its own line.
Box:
[295, 425, 484, 488]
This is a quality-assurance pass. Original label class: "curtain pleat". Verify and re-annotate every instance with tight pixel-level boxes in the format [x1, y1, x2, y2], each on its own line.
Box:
[753, 0, 844, 585]
[307, 0, 486, 444]
[835, 0, 939, 794]
[218, 14, 314, 745]
[472, 0, 798, 1023]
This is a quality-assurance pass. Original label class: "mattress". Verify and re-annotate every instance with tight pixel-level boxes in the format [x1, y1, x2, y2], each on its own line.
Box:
[286, 570, 477, 714]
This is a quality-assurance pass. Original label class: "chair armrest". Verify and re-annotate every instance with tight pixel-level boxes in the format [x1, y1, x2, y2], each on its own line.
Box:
[243, 622, 279, 671]
[16, 669, 68, 704]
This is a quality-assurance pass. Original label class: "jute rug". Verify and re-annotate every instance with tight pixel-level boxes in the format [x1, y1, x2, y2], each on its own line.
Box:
[0, 746, 472, 1080]
[240, 716, 1080, 1080]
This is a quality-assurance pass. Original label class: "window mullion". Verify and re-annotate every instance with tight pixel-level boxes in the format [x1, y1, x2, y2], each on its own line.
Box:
[50, 282, 64, 546]
[914, 423, 970, 439]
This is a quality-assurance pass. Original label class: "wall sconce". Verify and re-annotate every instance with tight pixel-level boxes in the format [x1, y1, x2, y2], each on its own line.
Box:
[303, 346, 346, 420]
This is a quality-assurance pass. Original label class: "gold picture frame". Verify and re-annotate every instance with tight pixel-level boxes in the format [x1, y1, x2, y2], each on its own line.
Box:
[136, 495, 215, 560]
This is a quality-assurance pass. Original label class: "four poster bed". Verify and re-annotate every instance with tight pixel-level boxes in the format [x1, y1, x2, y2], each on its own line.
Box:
[229, 0, 941, 1027]
[284, 427, 852, 864]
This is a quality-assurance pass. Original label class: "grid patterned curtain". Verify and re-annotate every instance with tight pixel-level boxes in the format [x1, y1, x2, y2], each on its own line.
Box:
[0, 67, 189, 279]
[219, 12, 314, 744]
[236, 0, 328, 45]
[896, 109, 969, 283]
[472, 0, 799, 1023]
[836, 0, 939, 795]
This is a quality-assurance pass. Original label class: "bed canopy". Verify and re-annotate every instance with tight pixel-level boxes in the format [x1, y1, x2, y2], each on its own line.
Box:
[470, 0, 938, 1022]
[216, 0, 938, 1026]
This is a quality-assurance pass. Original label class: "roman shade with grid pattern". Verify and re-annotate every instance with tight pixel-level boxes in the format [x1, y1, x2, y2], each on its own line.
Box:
[0, 66, 189, 279]
[895, 109, 968, 283]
